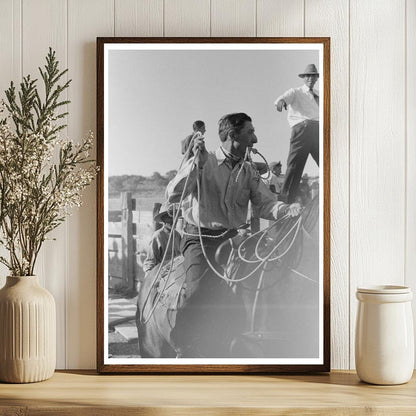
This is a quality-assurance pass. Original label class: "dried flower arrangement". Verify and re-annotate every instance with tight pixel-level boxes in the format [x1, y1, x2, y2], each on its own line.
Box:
[0, 48, 96, 276]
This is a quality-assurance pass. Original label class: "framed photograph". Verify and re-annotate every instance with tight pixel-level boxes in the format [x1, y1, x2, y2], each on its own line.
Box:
[97, 37, 330, 373]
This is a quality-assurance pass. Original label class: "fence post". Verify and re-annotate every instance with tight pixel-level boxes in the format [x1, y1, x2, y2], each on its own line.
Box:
[153, 202, 162, 231]
[121, 192, 134, 290]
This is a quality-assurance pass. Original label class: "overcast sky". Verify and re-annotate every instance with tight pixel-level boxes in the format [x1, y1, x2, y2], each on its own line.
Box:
[108, 47, 320, 177]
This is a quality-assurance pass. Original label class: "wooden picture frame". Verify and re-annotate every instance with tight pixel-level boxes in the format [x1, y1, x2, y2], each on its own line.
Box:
[97, 37, 330, 373]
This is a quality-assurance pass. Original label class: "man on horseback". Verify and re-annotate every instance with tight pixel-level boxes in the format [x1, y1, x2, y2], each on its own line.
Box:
[166, 112, 301, 358]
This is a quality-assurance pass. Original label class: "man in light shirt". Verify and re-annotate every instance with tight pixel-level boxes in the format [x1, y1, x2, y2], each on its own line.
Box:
[274, 64, 319, 203]
[166, 112, 301, 357]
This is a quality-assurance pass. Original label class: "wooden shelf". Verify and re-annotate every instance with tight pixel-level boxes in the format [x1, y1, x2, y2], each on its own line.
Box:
[0, 370, 415, 415]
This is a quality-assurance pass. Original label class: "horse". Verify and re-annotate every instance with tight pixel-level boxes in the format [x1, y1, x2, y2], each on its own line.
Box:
[136, 195, 319, 359]
[230, 195, 320, 358]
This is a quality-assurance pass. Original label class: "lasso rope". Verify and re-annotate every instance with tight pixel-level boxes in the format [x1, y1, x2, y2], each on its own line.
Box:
[183, 229, 230, 239]
[178, 131, 202, 170]
[237, 214, 292, 264]
[140, 151, 195, 324]
[254, 217, 302, 262]
[194, 157, 308, 284]
[250, 265, 266, 333]
[250, 148, 272, 180]
[140, 144, 316, 324]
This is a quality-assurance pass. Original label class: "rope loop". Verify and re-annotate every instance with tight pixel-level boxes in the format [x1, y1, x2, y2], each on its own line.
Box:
[140, 147, 315, 324]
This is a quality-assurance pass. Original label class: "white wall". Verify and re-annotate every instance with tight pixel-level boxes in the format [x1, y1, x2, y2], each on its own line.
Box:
[0, 0, 414, 370]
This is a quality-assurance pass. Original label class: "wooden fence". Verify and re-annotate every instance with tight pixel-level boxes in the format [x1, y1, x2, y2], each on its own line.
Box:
[108, 192, 159, 291]
[108, 180, 319, 290]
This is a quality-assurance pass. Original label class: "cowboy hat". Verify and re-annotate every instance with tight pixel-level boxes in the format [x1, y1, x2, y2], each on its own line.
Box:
[269, 161, 282, 170]
[298, 64, 319, 78]
[154, 202, 180, 223]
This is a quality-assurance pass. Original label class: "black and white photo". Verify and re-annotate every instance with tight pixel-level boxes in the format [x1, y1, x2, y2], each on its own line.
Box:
[97, 38, 330, 373]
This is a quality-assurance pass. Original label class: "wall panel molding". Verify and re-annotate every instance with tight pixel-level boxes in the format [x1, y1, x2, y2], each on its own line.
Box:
[22, 0, 68, 369]
[406, 0, 416, 364]
[0, 0, 413, 369]
[349, 0, 406, 368]
[115, 0, 163, 37]
[164, 0, 210, 37]
[67, 0, 114, 370]
[211, 0, 255, 37]
[0, 0, 21, 95]
[257, 0, 303, 37]
[305, 0, 350, 370]
[0, 0, 22, 290]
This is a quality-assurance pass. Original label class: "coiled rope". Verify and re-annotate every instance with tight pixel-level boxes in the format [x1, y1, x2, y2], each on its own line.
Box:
[140, 150, 195, 324]
[140, 144, 316, 324]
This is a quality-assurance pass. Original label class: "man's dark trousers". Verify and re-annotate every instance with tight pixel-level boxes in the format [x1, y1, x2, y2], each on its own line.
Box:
[281, 119, 319, 203]
[170, 225, 245, 358]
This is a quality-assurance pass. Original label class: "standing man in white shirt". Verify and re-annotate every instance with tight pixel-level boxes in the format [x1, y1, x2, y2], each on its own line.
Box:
[274, 64, 319, 203]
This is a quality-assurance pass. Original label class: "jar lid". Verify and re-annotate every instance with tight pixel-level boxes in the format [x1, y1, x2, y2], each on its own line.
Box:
[357, 285, 411, 294]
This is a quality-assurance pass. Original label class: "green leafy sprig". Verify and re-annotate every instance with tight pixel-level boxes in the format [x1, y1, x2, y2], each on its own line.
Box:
[0, 48, 96, 276]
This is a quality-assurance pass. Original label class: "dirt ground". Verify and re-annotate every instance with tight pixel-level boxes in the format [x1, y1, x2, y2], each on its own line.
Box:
[108, 330, 140, 358]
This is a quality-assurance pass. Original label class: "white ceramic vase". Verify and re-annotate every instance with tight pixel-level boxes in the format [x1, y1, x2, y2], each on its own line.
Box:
[355, 285, 414, 385]
[0, 276, 56, 383]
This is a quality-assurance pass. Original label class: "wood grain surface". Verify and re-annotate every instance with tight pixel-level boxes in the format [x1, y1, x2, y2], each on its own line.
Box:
[22, 0, 68, 369]
[67, 0, 114, 370]
[211, 0, 256, 37]
[305, 0, 349, 371]
[0, 0, 414, 371]
[349, 0, 406, 369]
[115, 0, 163, 37]
[95, 36, 330, 374]
[0, 371, 415, 415]
[406, 0, 416, 367]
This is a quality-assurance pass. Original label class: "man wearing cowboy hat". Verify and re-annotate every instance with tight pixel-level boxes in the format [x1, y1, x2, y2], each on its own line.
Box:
[142, 203, 181, 274]
[274, 63, 320, 203]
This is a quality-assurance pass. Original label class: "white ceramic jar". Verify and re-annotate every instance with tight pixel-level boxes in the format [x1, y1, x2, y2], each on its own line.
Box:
[355, 285, 414, 385]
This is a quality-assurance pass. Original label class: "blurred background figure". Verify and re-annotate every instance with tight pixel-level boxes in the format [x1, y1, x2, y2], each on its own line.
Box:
[143, 203, 181, 274]
[297, 174, 312, 205]
[266, 161, 283, 198]
[181, 120, 206, 161]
